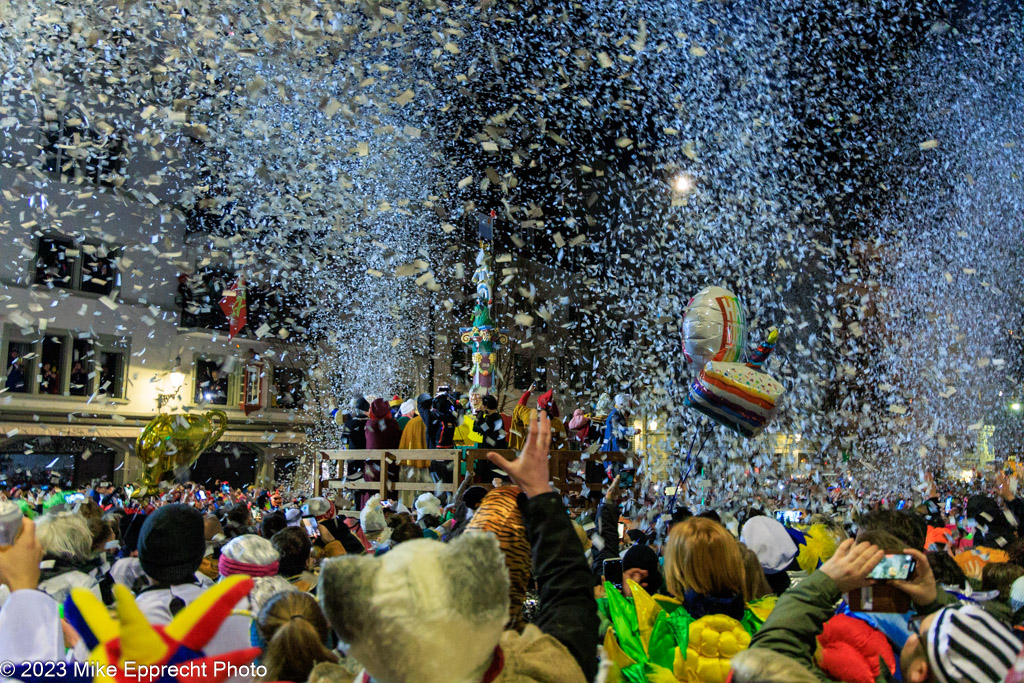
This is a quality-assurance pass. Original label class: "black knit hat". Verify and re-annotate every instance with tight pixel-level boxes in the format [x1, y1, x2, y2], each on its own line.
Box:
[118, 511, 147, 555]
[138, 504, 205, 585]
[623, 544, 661, 587]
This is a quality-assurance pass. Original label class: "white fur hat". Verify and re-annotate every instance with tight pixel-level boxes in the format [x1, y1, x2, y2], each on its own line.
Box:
[400, 399, 417, 416]
[319, 533, 510, 683]
[415, 493, 443, 522]
[361, 494, 386, 533]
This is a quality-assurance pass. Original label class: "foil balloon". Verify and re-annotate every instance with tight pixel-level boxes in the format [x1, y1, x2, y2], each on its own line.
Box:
[681, 286, 747, 366]
[684, 330, 784, 438]
[134, 410, 228, 495]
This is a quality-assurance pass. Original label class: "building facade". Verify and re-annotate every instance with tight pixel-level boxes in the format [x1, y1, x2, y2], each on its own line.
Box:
[0, 116, 310, 490]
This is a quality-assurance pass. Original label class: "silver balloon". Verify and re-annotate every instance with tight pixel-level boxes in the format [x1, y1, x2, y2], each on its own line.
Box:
[681, 286, 747, 366]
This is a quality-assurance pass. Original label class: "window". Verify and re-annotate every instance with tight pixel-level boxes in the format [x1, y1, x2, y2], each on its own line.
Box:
[1, 327, 129, 399]
[272, 367, 306, 409]
[69, 338, 93, 396]
[3, 341, 32, 393]
[42, 108, 127, 188]
[80, 246, 121, 295]
[451, 343, 470, 387]
[178, 268, 233, 331]
[35, 237, 76, 289]
[534, 356, 548, 391]
[40, 335, 65, 395]
[97, 347, 126, 398]
[513, 353, 532, 390]
[194, 358, 230, 405]
[34, 237, 120, 294]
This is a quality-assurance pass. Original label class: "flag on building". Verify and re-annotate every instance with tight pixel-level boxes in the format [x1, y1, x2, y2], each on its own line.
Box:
[219, 277, 247, 339]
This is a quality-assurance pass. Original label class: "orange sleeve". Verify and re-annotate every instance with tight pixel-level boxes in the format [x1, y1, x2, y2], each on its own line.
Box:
[322, 540, 347, 557]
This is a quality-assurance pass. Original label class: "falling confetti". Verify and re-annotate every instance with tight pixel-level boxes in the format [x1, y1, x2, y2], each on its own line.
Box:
[0, 0, 1021, 504]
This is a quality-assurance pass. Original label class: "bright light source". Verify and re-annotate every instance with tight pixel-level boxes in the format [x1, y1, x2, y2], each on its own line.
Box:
[1012, 402, 1022, 412]
[649, 420, 658, 430]
[167, 356, 185, 392]
[672, 173, 695, 194]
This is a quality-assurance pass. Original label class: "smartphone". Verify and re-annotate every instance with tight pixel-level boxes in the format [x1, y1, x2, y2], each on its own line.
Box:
[779, 510, 802, 524]
[302, 517, 320, 539]
[868, 554, 916, 581]
[603, 558, 624, 589]
[65, 493, 85, 504]
[196, 490, 206, 501]
[619, 468, 635, 488]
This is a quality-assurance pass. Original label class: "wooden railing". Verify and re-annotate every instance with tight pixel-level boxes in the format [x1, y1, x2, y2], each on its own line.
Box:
[314, 447, 634, 499]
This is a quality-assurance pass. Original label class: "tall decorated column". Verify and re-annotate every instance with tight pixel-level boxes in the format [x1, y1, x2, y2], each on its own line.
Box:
[461, 211, 508, 393]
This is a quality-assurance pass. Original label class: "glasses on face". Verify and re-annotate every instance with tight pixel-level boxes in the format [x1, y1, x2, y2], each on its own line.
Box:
[909, 613, 926, 639]
[908, 613, 930, 661]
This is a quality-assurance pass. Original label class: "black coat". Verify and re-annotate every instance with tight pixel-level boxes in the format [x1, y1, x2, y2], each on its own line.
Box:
[521, 492, 599, 681]
[341, 416, 368, 450]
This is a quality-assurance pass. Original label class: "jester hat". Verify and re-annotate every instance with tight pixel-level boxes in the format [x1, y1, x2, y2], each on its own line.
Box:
[56, 575, 260, 683]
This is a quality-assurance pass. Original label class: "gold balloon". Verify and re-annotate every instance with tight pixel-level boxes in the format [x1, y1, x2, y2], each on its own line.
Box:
[134, 410, 228, 495]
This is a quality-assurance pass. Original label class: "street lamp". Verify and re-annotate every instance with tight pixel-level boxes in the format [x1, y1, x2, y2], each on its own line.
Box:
[1012, 402, 1022, 412]
[672, 173, 695, 194]
[157, 356, 186, 410]
[169, 356, 185, 393]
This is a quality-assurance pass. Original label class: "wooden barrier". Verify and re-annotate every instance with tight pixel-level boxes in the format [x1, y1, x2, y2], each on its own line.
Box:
[315, 448, 636, 499]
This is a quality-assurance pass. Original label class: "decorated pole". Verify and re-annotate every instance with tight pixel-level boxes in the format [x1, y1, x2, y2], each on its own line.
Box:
[461, 210, 508, 394]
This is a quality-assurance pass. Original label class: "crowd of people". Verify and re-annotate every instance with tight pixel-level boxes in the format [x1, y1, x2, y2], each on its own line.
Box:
[335, 383, 634, 452]
[3, 406, 1024, 681]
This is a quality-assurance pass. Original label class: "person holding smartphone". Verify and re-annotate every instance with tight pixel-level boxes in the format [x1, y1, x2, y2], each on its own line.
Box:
[743, 540, 1021, 683]
[590, 475, 622, 581]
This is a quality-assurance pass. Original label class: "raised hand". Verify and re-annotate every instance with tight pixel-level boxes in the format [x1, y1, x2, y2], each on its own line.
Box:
[892, 548, 939, 605]
[487, 410, 552, 498]
[819, 538, 884, 593]
[0, 517, 44, 592]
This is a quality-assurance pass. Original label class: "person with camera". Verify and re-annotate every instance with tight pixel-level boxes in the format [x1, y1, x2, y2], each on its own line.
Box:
[745, 540, 1020, 682]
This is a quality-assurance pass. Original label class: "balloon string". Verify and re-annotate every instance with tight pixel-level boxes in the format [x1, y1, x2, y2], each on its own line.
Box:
[666, 423, 711, 512]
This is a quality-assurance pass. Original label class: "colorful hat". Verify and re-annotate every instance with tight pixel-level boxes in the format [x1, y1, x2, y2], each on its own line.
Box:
[61, 576, 259, 683]
[740, 516, 797, 574]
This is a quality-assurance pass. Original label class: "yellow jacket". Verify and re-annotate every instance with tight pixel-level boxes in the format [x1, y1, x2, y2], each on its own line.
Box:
[399, 415, 429, 468]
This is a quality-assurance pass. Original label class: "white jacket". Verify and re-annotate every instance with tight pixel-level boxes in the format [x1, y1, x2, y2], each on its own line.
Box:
[0, 590, 62, 679]
[37, 569, 101, 606]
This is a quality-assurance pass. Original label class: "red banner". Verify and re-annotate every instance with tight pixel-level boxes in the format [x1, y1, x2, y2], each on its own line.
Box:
[219, 277, 247, 339]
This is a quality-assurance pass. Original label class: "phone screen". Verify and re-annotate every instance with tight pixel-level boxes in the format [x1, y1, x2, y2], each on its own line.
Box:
[780, 510, 802, 524]
[619, 468, 635, 488]
[302, 517, 320, 538]
[603, 558, 623, 589]
[868, 554, 916, 580]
